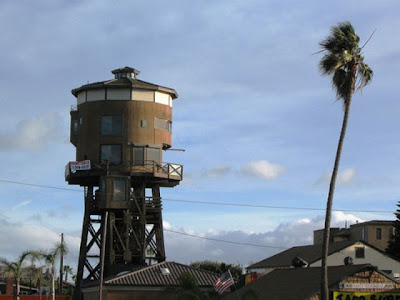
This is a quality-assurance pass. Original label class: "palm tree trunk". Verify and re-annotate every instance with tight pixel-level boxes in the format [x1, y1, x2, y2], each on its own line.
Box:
[320, 103, 351, 299]
[52, 265, 55, 300]
[15, 278, 19, 300]
[320, 80, 355, 299]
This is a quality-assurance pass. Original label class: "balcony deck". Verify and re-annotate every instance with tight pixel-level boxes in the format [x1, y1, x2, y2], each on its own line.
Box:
[65, 160, 183, 186]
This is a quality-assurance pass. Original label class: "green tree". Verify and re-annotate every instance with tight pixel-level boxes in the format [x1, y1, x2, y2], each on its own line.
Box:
[318, 21, 373, 300]
[0, 251, 40, 300]
[63, 265, 73, 283]
[166, 272, 218, 300]
[386, 205, 400, 258]
[190, 260, 242, 282]
[40, 242, 67, 300]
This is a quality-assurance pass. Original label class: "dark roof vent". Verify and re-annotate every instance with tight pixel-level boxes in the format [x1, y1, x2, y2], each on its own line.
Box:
[292, 256, 308, 268]
[111, 66, 140, 79]
[344, 256, 353, 265]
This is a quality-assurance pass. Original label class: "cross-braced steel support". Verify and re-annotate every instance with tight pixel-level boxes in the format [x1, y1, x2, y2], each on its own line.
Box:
[74, 185, 165, 299]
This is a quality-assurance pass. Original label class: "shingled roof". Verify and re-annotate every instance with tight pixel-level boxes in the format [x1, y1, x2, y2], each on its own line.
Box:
[71, 68, 178, 99]
[102, 261, 219, 287]
[225, 264, 392, 300]
[247, 240, 356, 269]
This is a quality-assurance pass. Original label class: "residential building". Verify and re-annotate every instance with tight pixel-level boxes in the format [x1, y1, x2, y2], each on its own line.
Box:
[313, 220, 395, 251]
[225, 264, 400, 300]
[81, 261, 219, 300]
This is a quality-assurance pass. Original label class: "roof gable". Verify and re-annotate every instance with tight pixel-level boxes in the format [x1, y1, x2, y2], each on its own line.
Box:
[248, 240, 361, 269]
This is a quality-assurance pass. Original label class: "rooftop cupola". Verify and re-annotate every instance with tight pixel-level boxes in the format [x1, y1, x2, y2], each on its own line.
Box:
[111, 66, 140, 79]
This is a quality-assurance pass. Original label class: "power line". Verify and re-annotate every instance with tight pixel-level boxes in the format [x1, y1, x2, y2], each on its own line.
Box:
[0, 179, 394, 214]
[165, 229, 288, 249]
[163, 198, 393, 214]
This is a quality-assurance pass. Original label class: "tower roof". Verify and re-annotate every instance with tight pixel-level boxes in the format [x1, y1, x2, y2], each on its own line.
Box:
[71, 67, 178, 99]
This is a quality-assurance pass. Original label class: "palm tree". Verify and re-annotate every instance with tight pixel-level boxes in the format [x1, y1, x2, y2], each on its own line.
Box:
[41, 243, 68, 300]
[318, 21, 373, 299]
[63, 265, 73, 283]
[27, 264, 46, 297]
[0, 251, 40, 300]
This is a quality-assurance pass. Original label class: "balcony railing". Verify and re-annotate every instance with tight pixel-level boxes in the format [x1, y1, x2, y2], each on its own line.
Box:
[65, 160, 183, 181]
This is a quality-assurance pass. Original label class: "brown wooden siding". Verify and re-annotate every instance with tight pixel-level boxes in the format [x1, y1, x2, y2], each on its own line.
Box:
[75, 101, 172, 165]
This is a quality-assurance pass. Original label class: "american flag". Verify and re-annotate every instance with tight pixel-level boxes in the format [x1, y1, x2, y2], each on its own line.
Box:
[214, 270, 234, 294]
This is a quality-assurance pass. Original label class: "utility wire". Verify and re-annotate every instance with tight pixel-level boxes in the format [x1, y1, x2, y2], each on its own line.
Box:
[0, 179, 394, 213]
[163, 198, 393, 214]
[165, 229, 288, 249]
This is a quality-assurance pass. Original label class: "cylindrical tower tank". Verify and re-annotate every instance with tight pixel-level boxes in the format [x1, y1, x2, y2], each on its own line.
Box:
[69, 66, 178, 177]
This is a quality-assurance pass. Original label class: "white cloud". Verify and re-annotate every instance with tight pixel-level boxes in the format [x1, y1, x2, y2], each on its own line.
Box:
[316, 168, 357, 186]
[0, 217, 80, 270]
[163, 220, 171, 230]
[241, 160, 286, 179]
[0, 112, 65, 151]
[165, 211, 361, 266]
[11, 200, 31, 211]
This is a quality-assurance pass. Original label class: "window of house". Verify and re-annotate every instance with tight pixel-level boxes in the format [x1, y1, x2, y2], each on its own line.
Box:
[72, 119, 79, 135]
[113, 178, 126, 201]
[101, 145, 122, 164]
[355, 247, 365, 259]
[376, 228, 382, 240]
[154, 118, 172, 132]
[101, 115, 123, 135]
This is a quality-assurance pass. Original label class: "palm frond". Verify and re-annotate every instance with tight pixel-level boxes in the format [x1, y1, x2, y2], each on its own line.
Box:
[356, 62, 373, 91]
[332, 69, 350, 102]
[319, 54, 343, 75]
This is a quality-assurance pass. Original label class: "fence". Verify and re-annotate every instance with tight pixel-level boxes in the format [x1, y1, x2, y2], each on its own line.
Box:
[0, 296, 71, 300]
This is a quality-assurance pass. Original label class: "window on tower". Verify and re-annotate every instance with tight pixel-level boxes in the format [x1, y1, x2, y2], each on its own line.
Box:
[101, 144, 122, 164]
[113, 178, 126, 201]
[132, 146, 161, 165]
[72, 119, 79, 135]
[154, 118, 172, 132]
[101, 115, 123, 135]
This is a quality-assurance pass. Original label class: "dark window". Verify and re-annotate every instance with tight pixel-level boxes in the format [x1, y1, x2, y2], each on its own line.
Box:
[72, 119, 79, 135]
[101, 115, 123, 135]
[154, 118, 172, 132]
[113, 179, 126, 201]
[355, 247, 365, 258]
[132, 147, 144, 165]
[101, 145, 122, 164]
[376, 228, 382, 240]
[132, 146, 161, 165]
[147, 147, 161, 164]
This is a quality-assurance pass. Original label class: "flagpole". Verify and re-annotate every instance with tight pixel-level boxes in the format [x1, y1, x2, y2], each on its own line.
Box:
[228, 269, 240, 300]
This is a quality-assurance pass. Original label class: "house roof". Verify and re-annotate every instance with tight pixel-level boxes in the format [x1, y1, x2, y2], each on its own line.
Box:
[84, 261, 219, 288]
[350, 220, 395, 227]
[225, 264, 387, 300]
[247, 240, 356, 269]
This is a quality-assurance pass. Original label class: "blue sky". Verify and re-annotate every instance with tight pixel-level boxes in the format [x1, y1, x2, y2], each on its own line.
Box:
[0, 0, 399, 270]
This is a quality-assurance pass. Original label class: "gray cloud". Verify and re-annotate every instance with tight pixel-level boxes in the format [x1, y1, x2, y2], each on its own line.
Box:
[203, 165, 232, 178]
[165, 211, 361, 266]
[0, 112, 65, 151]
